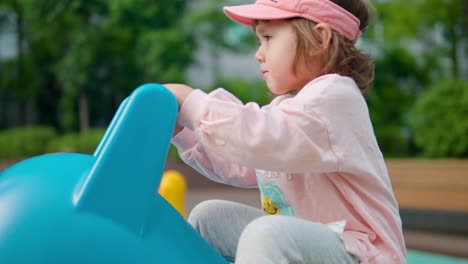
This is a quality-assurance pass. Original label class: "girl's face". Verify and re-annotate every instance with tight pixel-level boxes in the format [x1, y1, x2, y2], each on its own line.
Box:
[255, 20, 321, 95]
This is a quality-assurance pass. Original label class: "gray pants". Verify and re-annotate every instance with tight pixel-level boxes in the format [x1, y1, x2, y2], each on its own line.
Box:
[188, 200, 359, 264]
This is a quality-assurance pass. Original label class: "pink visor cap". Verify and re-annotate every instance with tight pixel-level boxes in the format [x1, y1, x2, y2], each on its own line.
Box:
[223, 0, 361, 42]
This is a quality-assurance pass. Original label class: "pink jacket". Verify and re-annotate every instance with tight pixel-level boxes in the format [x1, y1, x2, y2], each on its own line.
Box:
[172, 74, 406, 263]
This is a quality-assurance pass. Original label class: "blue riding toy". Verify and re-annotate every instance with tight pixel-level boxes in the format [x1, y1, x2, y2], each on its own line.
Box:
[0, 84, 228, 263]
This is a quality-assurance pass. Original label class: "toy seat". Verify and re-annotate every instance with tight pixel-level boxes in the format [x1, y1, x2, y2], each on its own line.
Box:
[0, 84, 228, 263]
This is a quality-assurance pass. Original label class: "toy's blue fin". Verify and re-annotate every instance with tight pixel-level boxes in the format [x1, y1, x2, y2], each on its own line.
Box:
[93, 97, 129, 158]
[74, 83, 177, 235]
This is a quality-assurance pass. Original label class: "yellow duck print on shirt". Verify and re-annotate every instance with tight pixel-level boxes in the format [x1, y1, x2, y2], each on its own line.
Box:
[262, 196, 281, 215]
[257, 171, 295, 216]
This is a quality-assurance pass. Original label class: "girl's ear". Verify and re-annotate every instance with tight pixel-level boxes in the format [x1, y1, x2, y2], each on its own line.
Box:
[309, 23, 332, 56]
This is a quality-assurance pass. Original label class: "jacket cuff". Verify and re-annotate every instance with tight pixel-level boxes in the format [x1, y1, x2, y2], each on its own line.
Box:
[177, 89, 208, 130]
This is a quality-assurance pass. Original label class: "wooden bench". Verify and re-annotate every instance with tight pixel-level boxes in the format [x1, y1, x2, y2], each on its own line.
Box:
[387, 159, 468, 258]
[388, 159, 468, 212]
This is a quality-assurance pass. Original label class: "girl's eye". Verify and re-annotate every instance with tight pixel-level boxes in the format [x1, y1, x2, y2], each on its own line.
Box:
[256, 35, 272, 46]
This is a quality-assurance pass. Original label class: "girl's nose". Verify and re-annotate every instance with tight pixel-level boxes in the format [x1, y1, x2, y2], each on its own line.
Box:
[255, 46, 265, 63]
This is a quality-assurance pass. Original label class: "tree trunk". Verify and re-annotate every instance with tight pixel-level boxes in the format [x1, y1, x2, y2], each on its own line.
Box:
[14, 2, 26, 126]
[449, 9, 459, 79]
[464, 1, 468, 79]
[79, 89, 89, 132]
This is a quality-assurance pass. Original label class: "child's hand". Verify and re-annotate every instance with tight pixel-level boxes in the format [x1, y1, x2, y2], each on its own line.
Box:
[163, 83, 194, 110]
[164, 83, 194, 137]
[173, 123, 184, 137]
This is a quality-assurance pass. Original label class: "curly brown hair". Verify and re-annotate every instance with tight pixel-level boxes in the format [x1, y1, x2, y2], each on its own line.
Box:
[290, 0, 377, 97]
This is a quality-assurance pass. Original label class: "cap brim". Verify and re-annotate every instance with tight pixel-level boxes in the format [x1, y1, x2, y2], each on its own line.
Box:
[223, 4, 298, 26]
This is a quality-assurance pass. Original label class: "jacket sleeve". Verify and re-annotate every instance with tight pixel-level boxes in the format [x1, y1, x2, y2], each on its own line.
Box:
[175, 88, 339, 174]
[171, 127, 258, 188]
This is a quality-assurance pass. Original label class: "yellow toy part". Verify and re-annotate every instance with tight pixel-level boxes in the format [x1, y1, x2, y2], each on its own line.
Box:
[159, 170, 187, 218]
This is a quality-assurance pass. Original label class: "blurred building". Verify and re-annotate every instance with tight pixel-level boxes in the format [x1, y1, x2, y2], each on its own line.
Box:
[186, 43, 259, 89]
[186, 0, 259, 89]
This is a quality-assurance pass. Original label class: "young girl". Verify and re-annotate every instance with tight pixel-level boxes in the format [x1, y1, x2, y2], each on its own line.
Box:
[164, 0, 406, 263]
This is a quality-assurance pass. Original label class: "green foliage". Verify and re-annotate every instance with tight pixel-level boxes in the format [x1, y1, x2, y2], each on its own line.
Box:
[374, 0, 466, 79]
[373, 126, 408, 158]
[1, 0, 466, 159]
[364, 0, 467, 157]
[0, 126, 106, 160]
[0, 0, 196, 131]
[408, 79, 468, 157]
[367, 45, 428, 157]
[214, 78, 271, 106]
[0, 125, 178, 162]
[0, 126, 57, 160]
[167, 145, 181, 162]
[47, 128, 105, 154]
[376, 0, 465, 39]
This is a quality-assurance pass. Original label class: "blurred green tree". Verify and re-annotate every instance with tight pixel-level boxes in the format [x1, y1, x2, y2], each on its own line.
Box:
[0, 0, 31, 126]
[1, 0, 466, 158]
[368, 45, 429, 156]
[0, 0, 196, 132]
[409, 79, 468, 157]
[375, 0, 466, 79]
[365, 0, 467, 156]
